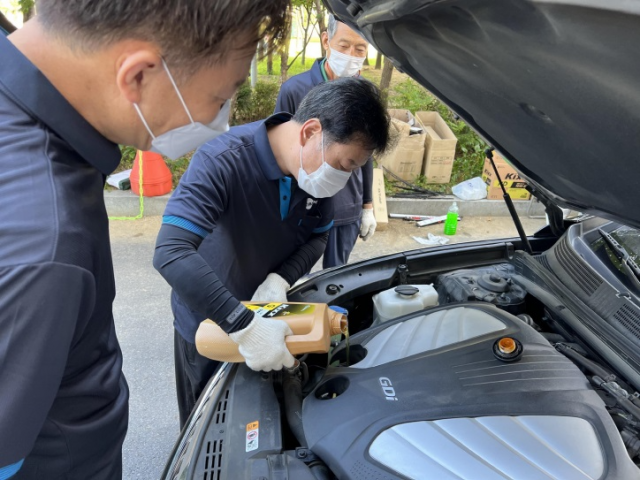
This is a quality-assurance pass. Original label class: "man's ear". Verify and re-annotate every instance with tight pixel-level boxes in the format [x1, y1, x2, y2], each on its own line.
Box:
[299, 119, 322, 147]
[115, 48, 164, 104]
[321, 32, 331, 55]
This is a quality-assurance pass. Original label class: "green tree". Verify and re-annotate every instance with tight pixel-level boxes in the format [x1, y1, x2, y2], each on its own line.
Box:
[313, 0, 326, 57]
[379, 56, 394, 106]
[18, 0, 34, 22]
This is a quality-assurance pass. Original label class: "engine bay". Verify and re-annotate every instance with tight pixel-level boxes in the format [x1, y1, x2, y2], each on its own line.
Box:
[182, 220, 640, 480]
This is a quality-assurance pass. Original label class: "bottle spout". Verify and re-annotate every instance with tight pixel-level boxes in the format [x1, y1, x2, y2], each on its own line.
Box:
[330, 313, 348, 336]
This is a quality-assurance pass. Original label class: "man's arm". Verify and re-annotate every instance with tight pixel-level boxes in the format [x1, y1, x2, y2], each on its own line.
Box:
[152, 148, 254, 333]
[275, 231, 329, 286]
[361, 157, 374, 206]
[153, 224, 254, 332]
[0, 262, 95, 475]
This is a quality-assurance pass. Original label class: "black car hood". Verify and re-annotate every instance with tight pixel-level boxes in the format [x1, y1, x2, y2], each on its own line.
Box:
[327, 0, 640, 228]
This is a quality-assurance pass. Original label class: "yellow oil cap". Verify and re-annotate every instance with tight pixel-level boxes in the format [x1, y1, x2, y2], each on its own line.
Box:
[498, 337, 517, 354]
[493, 336, 523, 362]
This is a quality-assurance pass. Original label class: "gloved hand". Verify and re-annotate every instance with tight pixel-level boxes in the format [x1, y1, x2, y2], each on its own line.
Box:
[359, 207, 377, 241]
[251, 273, 290, 302]
[229, 313, 295, 371]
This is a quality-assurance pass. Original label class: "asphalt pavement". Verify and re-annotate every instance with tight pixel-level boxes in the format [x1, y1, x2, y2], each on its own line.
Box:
[111, 224, 177, 480]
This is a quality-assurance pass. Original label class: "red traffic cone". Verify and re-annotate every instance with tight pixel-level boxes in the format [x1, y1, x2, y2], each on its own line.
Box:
[130, 150, 173, 197]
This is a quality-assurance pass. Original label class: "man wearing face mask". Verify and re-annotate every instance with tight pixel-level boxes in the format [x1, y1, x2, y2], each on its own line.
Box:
[153, 78, 390, 427]
[0, 1, 289, 479]
[275, 14, 375, 269]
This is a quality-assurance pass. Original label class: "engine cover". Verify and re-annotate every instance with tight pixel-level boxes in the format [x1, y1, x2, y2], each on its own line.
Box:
[303, 304, 639, 480]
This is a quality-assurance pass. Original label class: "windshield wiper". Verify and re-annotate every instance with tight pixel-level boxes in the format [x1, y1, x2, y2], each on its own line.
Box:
[598, 228, 640, 290]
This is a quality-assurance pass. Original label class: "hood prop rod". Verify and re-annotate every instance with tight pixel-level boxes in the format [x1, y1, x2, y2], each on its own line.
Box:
[486, 148, 532, 254]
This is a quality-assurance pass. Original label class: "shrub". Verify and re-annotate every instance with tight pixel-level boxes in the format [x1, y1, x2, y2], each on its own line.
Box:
[231, 80, 280, 125]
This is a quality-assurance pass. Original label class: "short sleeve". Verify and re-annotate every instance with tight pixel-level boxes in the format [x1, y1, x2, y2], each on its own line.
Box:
[163, 146, 232, 237]
[0, 262, 95, 467]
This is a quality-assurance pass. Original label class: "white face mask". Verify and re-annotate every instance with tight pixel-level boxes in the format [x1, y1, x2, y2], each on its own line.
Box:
[133, 60, 230, 160]
[327, 48, 366, 78]
[298, 132, 351, 198]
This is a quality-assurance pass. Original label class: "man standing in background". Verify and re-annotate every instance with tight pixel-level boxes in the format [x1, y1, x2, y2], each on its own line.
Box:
[275, 14, 377, 269]
[0, 1, 288, 478]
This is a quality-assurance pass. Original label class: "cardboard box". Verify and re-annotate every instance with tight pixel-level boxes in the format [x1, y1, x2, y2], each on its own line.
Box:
[371, 168, 388, 231]
[414, 111, 458, 184]
[482, 153, 531, 201]
[375, 109, 426, 182]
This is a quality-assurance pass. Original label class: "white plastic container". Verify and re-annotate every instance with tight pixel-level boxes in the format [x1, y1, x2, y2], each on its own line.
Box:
[372, 284, 439, 325]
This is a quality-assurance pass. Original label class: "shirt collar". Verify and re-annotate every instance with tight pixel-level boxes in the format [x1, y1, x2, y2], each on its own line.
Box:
[311, 58, 327, 85]
[319, 58, 330, 82]
[0, 35, 121, 175]
[254, 112, 293, 181]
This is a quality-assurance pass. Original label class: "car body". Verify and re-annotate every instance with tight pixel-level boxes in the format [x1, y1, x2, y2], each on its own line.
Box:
[163, 1, 640, 478]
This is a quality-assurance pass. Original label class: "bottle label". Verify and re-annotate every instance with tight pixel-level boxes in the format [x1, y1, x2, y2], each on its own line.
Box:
[245, 302, 316, 317]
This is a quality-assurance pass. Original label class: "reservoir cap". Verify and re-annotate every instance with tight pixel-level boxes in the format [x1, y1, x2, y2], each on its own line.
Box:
[395, 285, 420, 297]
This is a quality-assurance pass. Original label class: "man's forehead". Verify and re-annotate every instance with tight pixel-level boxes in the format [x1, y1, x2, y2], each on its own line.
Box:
[335, 22, 368, 44]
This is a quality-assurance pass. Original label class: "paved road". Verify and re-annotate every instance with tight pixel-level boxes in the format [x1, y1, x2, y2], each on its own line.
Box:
[110, 214, 547, 479]
[111, 223, 177, 480]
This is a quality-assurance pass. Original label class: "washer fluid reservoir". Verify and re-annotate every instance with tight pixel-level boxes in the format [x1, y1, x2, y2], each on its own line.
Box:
[372, 285, 438, 325]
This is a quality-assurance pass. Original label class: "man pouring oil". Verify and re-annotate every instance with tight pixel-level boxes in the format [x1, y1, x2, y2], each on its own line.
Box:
[153, 78, 391, 427]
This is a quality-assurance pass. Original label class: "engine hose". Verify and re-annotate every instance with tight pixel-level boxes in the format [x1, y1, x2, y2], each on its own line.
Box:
[555, 343, 615, 380]
[310, 462, 332, 480]
[283, 362, 307, 448]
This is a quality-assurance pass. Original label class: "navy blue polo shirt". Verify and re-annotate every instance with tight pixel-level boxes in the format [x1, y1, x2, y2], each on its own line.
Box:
[164, 113, 334, 343]
[275, 59, 373, 226]
[0, 35, 128, 478]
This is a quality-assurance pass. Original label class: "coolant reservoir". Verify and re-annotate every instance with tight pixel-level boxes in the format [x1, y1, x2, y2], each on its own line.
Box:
[372, 285, 438, 325]
[195, 302, 347, 363]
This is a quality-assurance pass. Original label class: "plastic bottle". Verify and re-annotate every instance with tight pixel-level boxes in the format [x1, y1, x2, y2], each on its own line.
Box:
[195, 302, 348, 363]
[444, 201, 459, 235]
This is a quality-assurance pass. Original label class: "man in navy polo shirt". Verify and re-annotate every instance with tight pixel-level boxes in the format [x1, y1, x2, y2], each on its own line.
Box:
[275, 14, 375, 269]
[0, 1, 288, 478]
[153, 78, 390, 427]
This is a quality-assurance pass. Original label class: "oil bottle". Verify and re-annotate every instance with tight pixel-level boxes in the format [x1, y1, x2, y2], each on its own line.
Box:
[196, 302, 348, 363]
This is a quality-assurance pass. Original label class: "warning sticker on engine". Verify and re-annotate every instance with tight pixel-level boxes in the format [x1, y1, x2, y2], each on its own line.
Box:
[246, 421, 259, 452]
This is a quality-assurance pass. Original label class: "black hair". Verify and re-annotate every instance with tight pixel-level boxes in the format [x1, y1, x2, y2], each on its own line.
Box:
[293, 77, 391, 155]
[36, 0, 289, 72]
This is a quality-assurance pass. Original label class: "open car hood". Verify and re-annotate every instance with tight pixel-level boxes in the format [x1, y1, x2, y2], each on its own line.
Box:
[326, 0, 640, 228]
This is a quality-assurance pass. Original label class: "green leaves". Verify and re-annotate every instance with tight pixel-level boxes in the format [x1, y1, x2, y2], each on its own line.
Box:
[17, 0, 34, 14]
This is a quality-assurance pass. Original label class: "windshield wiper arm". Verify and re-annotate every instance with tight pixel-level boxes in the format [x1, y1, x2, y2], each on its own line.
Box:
[598, 228, 640, 290]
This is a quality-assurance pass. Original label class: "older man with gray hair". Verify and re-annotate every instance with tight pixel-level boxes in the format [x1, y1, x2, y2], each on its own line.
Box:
[275, 14, 376, 269]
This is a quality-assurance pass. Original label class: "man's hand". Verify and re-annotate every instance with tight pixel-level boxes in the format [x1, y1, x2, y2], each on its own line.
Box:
[251, 273, 290, 302]
[229, 313, 295, 371]
[360, 206, 377, 241]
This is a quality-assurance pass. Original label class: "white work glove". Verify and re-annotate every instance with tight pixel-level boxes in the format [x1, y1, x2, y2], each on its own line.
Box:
[359, 207, 377, 241]
[251, 273, 290, 302]
[229, 313, 295, 371]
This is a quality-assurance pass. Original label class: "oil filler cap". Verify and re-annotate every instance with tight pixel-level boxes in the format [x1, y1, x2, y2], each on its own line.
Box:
[493, 337, 523, 362]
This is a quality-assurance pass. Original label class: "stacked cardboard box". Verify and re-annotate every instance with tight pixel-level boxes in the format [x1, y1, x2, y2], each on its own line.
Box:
[371, 168, 388, 231]
[482, 153, 531, 200]
[414, 111, 458, 184]
[374, 109, 426, 182]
